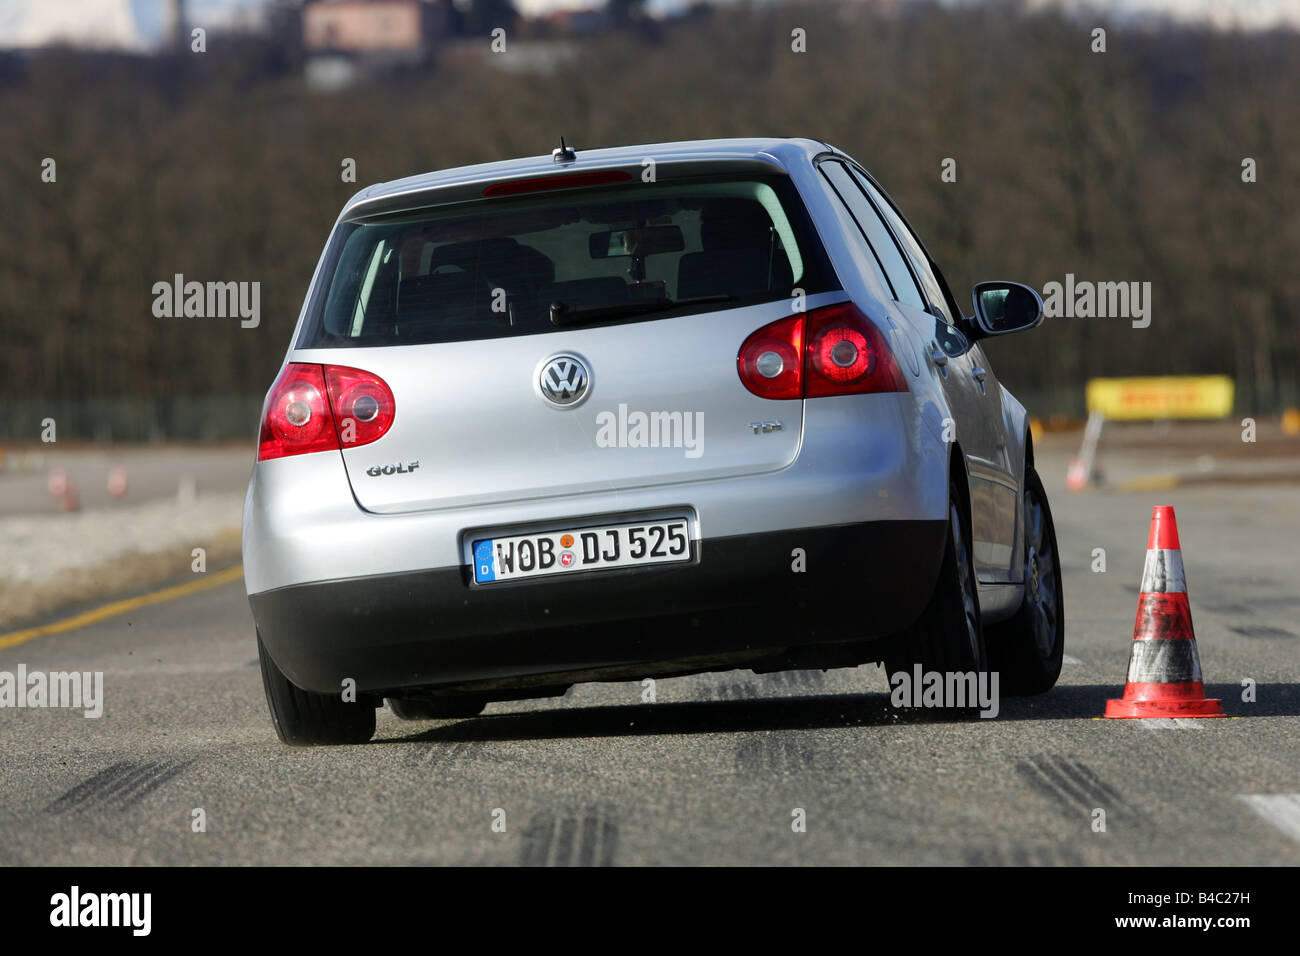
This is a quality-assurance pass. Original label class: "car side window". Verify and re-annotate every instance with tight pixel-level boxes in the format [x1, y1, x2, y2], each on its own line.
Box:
[819, 161, 926, 311]
[850, 169, 962, 325]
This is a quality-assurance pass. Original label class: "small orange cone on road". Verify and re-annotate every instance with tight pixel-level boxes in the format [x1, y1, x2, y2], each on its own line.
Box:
[1066, 456, 1089, 491]
[108, 464, 128, 498]
[47, 467, 68, 499]
[1105, 506, 1224, 718]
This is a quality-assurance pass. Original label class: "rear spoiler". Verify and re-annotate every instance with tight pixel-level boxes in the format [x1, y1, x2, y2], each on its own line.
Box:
[343, 156, 789, 222]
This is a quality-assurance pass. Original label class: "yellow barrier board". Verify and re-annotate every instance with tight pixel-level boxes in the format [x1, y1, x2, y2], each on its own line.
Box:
[1085, 376, 1234, 420]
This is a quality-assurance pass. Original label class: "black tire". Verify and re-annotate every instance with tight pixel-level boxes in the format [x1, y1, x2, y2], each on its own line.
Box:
[986, 465, 1065, 695]
[257, 631, 376, 746]
[884, 480, 987, 697]
[388, 696, 487, 720]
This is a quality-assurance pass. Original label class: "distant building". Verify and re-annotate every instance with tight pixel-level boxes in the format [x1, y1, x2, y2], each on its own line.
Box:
[537, 7, 610, 36]
[301, 0, 454, 88]
[303, 1, 424, 55]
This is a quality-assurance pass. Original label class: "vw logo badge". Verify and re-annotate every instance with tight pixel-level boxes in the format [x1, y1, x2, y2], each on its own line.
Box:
[538, 354, 590, 408]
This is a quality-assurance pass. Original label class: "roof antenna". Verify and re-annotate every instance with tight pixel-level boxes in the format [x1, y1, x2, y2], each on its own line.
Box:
[552, 136, 577, 165]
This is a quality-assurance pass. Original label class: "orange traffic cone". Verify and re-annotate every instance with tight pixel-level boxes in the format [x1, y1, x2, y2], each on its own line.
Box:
[108, 464, 128, 498]
[47, 467, 68, 499]
[1066, 456, 1089, 491]
[1105, 506, 1224, 718]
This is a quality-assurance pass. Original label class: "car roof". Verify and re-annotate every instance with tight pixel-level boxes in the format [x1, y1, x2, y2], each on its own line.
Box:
[342, 137, 836, 218]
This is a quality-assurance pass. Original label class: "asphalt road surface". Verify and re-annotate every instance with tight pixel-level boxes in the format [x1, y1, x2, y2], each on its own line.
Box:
[2, 446, 1298, 866]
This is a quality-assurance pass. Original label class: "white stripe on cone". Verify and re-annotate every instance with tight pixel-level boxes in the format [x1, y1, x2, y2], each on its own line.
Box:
[1140, 548, 1186, 594]
[1125, 637, 1203, 684]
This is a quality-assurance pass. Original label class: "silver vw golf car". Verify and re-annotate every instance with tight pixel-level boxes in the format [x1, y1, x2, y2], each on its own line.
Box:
[243, 137, 1064, 745]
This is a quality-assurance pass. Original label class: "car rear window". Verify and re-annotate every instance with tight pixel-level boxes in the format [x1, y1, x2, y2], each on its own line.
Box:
[297, 174, 839, 347]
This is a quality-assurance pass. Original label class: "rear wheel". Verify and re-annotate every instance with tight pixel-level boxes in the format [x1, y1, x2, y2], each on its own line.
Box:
[388, 696, 487, 720]
[986, 465, 1064, 695]
[884, 480, 987, 695]
[257, 631, 376, 746]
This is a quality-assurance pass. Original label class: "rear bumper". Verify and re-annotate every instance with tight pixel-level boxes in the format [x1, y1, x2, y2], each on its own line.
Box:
[251, 519, 946, 695]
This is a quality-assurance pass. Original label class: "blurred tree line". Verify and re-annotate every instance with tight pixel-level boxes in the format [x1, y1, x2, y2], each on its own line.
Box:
[0, 0, 1296, 440]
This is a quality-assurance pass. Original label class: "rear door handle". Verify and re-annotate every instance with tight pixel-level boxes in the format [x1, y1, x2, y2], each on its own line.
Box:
[928, 344, 948, 377]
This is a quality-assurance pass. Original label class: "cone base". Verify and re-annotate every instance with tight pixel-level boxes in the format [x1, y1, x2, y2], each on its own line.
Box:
[1104, 696, 1225, 718]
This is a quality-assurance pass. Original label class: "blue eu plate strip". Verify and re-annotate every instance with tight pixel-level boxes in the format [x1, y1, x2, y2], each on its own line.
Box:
[473, 540, 495, 583]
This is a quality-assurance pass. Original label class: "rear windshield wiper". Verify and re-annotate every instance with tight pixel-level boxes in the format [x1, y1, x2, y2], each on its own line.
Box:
[549, 295, 735, 328]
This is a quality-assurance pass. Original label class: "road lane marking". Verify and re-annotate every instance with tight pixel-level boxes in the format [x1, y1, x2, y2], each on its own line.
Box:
[1116, 474, 1180, 493]
[1093, 715, 1241, 720]
[1137, 718, 1205, 730]
[1062, 654, 1084, 665]
[1238, 795, 1300, 845]
[0, 565, 244, 651]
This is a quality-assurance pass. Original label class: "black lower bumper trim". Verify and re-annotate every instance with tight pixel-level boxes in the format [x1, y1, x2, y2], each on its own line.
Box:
[250, 519, 946, 695]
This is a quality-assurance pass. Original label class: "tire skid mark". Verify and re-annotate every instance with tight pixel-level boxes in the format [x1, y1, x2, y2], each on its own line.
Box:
[712, 680, 761, 702]
[1017, 755, 1134, 823]
[1228, 625, 1294, 639]
[735, 735, 816, 774]
[46, 759, 193, 815]
[1240, 595, 1300, 608]
[521, 807, 618, 866]
[409, 741, 478, 770]
[1213, 575, 1280, 589]
[964, 845, 1085, 866]
[407, 740, 520, 771]
[765, 670, 826, 691]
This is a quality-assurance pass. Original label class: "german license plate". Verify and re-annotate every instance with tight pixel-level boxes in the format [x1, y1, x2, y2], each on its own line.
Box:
[472, 518, 690, 584]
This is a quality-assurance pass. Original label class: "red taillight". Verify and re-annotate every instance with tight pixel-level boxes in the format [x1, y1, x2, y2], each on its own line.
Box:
[325, 364, 395, 447]
[737, 314, 804, 400]
[258, 364, 336, 461]
[257, 363, 394, 461]
[805, 303, 907, 396]
[737, 302, 907, 400]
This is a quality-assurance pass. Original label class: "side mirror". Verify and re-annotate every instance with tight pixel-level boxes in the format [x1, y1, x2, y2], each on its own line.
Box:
[971, 281, 1044, 337]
